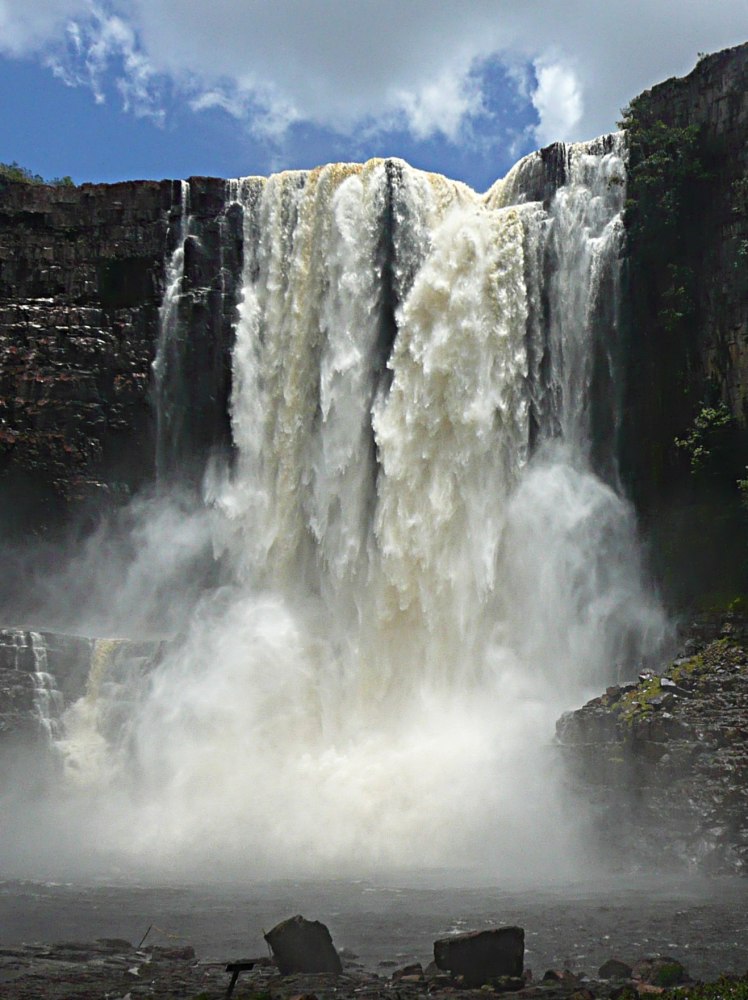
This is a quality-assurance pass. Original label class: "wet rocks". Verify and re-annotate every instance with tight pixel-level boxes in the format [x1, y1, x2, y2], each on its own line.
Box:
[557, 612, 748, 875]
[433, 926, 524, 987]
[265, 915, 343, 976]
[0, 937, 202, 999]
[0, 931, 716, 1000]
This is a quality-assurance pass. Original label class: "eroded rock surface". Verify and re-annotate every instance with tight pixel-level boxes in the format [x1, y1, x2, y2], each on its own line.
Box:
[0, 176, 240, 534]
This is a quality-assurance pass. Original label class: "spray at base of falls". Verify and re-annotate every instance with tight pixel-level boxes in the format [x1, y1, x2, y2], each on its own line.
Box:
[8, 137, 670, 879]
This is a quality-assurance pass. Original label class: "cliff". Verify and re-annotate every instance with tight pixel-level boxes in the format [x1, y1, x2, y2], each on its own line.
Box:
[0, 176, 239, 537]
[619, 42, 748, 602]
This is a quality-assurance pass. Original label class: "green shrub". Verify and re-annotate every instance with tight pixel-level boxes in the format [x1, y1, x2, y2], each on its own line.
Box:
[0, 160, 74, 186]
[675, 402, 734, 476]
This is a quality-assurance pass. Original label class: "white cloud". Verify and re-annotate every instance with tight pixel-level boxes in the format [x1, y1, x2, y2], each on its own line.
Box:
[0, 0, 88, 56]
[397, 70, 485, 142]
[44, 4, 165, 122]
[2, 0, 748, 150]
[531, 59, 583, 145]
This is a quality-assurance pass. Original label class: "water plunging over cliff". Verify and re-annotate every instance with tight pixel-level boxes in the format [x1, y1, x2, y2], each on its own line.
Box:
[40, 138, 667, 878]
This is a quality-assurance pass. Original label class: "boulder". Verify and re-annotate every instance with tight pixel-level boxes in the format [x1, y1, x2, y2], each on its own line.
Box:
[433, 927, 524, 987]
[599, 958, 633, 980]
[264, 915, 342, 976]
[632, 957, 689, 987]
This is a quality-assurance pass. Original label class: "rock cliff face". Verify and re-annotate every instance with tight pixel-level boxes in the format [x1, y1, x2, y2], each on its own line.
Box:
[0, 180, 171, 532]
[619, 42, 748, 601]
[625, 44, 748, 433]
[0, 176, 239, 537]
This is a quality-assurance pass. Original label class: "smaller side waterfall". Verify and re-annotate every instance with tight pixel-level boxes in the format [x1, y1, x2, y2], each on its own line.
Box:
[153, 180, 191, 482]
[58, 638, 162, 785]
[28, 632, 64, 741]
[153, 178, 245, 486]
[59, 638, 126, 784]
[0, 630, 67, 745]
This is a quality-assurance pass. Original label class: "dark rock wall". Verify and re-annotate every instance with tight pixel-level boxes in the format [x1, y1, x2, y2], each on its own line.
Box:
[619, 43, 748, 601]
[0, 176, 240, 536]
[0, 180, 174, 532]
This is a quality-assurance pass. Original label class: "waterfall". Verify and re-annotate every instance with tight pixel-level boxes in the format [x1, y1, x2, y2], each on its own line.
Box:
[153, 178, 244, 486]
[28, 632, 64, 741]
[153, 179, 190, 483]
[35, 138, 668, 877]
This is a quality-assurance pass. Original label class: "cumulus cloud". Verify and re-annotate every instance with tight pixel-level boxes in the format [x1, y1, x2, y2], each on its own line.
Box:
[396, 69, 485, 142]
[1, 0, 748, 148]
[531, 59, 583, 145]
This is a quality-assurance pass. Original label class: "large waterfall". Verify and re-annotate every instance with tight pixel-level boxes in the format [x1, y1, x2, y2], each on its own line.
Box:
[14, 137, 669, 879]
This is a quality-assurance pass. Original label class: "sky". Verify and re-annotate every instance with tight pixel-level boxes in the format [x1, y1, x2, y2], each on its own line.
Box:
[0, 0, 747, 193]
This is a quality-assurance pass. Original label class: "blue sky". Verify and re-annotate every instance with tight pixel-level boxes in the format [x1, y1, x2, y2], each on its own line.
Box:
[1, 1, 747, 193]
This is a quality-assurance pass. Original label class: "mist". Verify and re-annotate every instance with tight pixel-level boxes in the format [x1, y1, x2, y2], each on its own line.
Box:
[0, 489, 220, 638]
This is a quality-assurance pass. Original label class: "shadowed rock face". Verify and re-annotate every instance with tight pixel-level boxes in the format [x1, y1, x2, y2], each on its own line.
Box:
[618, 43, 748, 602]
[0, 180, 173, 533]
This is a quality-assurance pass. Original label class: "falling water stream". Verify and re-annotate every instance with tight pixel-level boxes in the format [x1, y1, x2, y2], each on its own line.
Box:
[5, 138, 669, 883]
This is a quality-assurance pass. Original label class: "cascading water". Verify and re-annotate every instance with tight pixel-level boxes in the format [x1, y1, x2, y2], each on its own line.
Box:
[24, 137, 669, 879]
[153, 179, 191, 483]
[28, 632, 64, 741]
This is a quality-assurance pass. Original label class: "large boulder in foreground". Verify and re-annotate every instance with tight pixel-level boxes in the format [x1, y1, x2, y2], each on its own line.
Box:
[433, 927, 524, 987]
[264, 915, 342, 976]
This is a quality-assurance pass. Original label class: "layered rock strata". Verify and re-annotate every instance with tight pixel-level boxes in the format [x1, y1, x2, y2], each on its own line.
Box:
[0, 176, 239, 535]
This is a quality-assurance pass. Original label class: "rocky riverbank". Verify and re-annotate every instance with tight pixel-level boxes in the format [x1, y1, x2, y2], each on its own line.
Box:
[557, 611, 748, 875]
[0, 932, 744, 1000]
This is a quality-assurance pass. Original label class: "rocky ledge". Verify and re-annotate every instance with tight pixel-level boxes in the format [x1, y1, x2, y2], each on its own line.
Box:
[557, 612, 748, 875]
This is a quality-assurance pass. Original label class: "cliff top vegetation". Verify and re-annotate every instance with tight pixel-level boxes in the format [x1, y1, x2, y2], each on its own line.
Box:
[0, 161, 73, 187]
